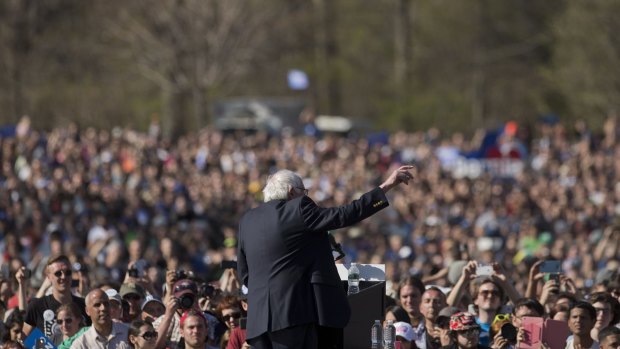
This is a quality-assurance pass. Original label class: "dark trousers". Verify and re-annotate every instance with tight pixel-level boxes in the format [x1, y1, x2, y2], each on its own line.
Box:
[247, 324, 318, 349]
[317, 325, 343, 349]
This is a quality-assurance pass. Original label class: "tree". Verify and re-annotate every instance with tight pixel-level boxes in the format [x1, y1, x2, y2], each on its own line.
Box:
[110, 0, 278, 139]
[550, 0, 620, 125]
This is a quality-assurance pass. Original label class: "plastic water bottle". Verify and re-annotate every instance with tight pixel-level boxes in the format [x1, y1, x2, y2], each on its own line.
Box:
[384, 319, 396, 349]
[371, 319, 382, 348]
[347, 263, 360, 295]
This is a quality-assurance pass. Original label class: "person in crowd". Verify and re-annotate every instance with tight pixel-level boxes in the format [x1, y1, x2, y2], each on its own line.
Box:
[237, 166, 414, 349]
[216, 295, 242, 348]
[589, 292, 620, 341]
[226, 291, 248, 349]
[23, 255, 88, 338]
[491, 298, 544, 349]
[54, 303, 85, 346]
[449, 261, 517, 348]
[104, 289, 124, 322]
[179, 310, 218, 349]
[120, 282, 145, 322]
[1, 311, 23, 344]
[442, 312, 489, 349]
[0, 279, 13, 312]
[128, 320, 160, 349]
[385, 305, 412, 326]
[398, 276, 425, 331]
[141, 295, 166, 324]
[153, 278, 200, 349]
[436, 307, 461, 348]
[565, 301, 598, 349]
[395, 321, 416, 349]
[69, 288, 130, 349]
[598, 326, 620, 349]
[418, 286, 448, 349]
[551, 303, 571, 322]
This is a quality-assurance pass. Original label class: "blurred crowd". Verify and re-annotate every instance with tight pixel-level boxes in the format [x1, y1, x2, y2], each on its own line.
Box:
[0, 114, 619, 348]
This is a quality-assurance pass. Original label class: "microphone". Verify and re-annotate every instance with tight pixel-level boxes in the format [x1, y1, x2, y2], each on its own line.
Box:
[328, 232, 346, 261]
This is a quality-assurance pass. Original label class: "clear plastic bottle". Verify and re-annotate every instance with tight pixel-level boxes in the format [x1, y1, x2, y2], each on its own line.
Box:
[383, 319, 396, 349]
[347, 263, 360, 295]
[371, 319, 382, 348]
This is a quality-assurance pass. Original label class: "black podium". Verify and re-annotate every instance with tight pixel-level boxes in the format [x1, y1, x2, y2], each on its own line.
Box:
[339, 263, 386, 349]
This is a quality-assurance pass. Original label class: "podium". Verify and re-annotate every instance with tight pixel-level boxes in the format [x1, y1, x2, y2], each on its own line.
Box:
[337, 264, 386, 349]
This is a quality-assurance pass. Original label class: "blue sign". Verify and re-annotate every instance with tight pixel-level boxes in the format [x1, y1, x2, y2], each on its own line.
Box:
[24, 328, 57, 349]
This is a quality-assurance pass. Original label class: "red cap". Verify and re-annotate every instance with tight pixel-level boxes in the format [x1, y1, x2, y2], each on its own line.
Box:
[180, 310, 208, 328]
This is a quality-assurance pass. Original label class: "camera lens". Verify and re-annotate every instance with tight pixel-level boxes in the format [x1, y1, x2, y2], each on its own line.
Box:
[178, 294, 195, 310]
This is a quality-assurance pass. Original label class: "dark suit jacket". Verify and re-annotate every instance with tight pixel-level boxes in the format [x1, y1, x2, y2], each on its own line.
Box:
[237, 187, 389, 340]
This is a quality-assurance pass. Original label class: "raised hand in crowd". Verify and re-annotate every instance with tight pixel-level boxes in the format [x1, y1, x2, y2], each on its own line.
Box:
[124, 261, 157, 297]
[491, 263, 521, 304]
[219, 268, 240, 295]
[447, 260, 477, 307]
[559, 274, 581, 299]
[14, 267, 29, 311]
[163, 269, 177, 304]
[539, 278, 560, 309]
[154, 296, 179, 349]
[525, 260, 545, 299]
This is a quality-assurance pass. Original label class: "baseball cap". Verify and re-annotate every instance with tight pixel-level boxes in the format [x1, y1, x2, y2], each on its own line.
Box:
[437, 306, 460, 328]
[450, 312, 480, 331]
[120, 283, 146, 299]
[394, 321, 415, 342]
[104, 289, 122, 304]
[174, 279, 198, 299]
[141, 294, 164, 311]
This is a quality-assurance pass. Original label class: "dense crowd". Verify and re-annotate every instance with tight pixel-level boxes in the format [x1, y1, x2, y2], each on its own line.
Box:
[0, 115, 619, 348]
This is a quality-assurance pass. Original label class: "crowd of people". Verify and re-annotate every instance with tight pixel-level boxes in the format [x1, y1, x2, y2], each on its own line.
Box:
[0, 114, 618, 348]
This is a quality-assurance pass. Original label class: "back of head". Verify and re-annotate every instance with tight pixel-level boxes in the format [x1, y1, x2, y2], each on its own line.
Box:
[262, 170, 303, 202]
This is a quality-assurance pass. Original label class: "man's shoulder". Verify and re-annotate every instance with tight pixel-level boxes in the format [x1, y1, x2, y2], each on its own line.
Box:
[69, 327, 93, 349]
[71, 295, 86, 305]
[26, 294, 53, 310]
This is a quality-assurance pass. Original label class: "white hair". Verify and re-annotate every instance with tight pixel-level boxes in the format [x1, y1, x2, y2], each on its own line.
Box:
[262, 169, 303, 202]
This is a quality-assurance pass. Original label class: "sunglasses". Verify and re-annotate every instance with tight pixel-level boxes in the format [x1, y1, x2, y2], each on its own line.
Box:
[53, 269, 72, 278]
[457, 328, 480, 337]
[140, 331, 158, 340]
[494, 314, 511, 322]
[56, 318, 73, 325]
[223, 313, 241, 321]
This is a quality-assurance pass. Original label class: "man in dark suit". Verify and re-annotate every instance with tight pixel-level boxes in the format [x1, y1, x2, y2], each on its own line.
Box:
[237, 165, 414, 349]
